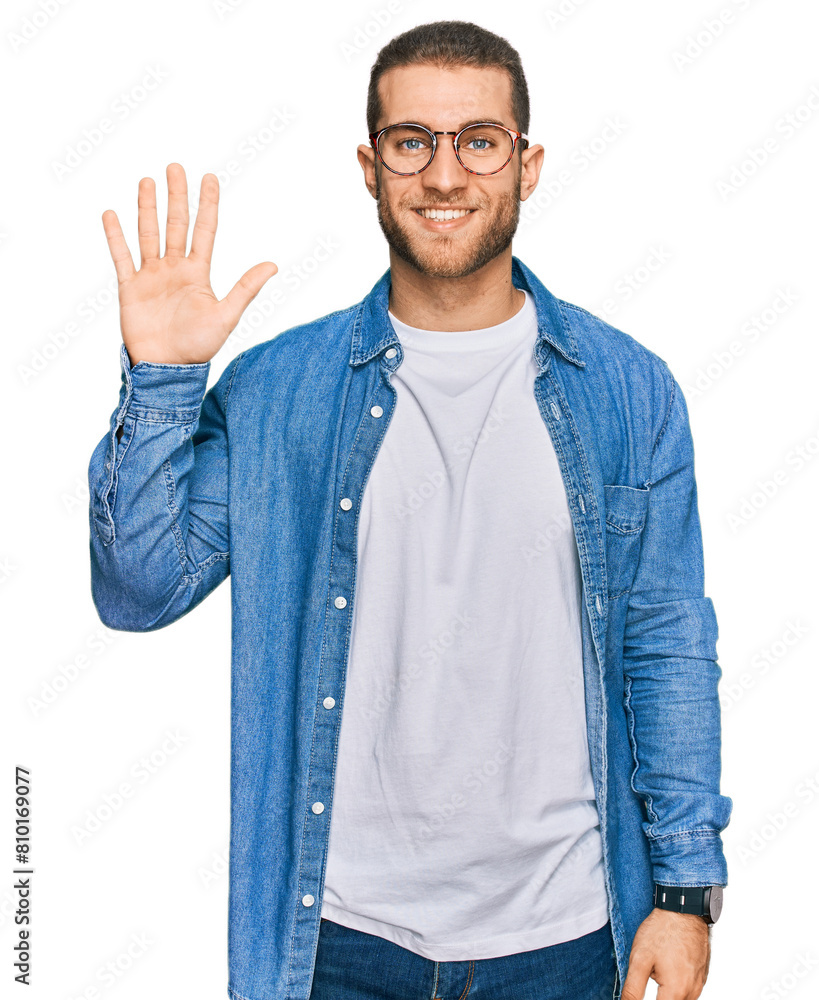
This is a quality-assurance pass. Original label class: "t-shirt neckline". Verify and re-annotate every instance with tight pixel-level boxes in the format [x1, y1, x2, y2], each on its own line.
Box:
[387, 288, 535, 353]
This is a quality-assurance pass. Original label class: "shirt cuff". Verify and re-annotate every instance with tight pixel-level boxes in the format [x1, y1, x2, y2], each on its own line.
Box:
[118, 341, 211, 418]
[649, 830, 729, 887]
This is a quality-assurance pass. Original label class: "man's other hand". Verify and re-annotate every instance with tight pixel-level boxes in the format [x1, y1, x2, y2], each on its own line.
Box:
[621, 907, 711, 1000]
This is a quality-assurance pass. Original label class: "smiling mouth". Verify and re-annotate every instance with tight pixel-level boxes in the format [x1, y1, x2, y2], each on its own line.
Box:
[415, 208, 475, 221]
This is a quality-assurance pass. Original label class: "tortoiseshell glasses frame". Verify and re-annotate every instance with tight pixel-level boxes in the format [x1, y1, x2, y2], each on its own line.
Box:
[368, 122, 530, 177]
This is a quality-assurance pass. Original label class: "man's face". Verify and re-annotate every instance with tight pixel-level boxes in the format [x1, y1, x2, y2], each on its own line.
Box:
[358, 63, 543, 280]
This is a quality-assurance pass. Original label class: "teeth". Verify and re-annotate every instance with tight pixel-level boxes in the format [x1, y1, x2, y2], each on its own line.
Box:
[418, 208, 472, 221]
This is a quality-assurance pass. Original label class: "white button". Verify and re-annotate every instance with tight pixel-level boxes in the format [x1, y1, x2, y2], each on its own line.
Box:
[340, 498, 352, 510]
[370, 405, 383, 418]
[302, 894, 315, 907]
[312, 802, 325, 814]
[385, 348, 397, 358]
[334, 596, 347, 609]
[323, 697, 336, 709]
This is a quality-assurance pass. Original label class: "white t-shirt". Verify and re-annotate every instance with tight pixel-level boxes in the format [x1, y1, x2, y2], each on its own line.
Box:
[320, 289, 610, 960]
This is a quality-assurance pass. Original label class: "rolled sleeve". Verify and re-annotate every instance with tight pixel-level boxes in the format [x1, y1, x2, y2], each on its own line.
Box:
[622, 366, 733, 887]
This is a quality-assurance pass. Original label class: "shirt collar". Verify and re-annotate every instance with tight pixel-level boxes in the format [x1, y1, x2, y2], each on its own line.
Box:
[349, 255, 586, 369]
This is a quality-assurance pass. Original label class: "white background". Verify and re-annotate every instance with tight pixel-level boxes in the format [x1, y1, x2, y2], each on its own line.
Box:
[2, 0, 818, 997]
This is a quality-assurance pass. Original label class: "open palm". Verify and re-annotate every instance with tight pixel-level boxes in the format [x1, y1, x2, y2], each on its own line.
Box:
[102, 162, 277, 366]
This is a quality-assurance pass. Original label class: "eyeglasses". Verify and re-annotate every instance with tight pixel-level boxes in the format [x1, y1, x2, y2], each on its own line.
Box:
[369, 122, 529, 176]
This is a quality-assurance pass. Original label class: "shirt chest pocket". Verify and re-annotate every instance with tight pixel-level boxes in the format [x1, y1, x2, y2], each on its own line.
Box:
[603, 484, 650, 599]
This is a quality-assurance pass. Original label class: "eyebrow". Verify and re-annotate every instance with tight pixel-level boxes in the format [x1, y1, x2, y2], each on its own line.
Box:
[410, 117, 510, 130]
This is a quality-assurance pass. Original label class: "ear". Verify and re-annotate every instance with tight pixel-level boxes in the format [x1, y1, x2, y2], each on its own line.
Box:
[357, 143, 378, 200]
[519, 143, 545, 203]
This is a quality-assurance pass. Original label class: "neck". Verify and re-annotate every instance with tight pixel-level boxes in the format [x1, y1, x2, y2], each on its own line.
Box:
[387, 248, 524, 331]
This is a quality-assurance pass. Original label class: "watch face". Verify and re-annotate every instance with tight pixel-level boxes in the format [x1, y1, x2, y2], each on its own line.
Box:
[708, 885, 724, 923]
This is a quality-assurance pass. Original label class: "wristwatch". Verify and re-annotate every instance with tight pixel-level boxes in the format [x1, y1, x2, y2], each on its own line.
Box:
[653, 884, 723, 924]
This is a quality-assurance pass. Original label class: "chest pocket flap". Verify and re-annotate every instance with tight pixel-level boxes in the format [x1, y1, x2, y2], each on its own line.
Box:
[603, 484, 650, 599]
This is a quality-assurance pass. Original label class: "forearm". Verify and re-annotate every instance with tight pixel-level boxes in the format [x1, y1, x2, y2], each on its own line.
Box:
[623, 596, 732, 885]
[622, 367, 733, 886]
[88, 343, 236, 632]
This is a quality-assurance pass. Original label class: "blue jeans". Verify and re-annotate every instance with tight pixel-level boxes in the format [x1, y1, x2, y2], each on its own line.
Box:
[309, 918, 618, 999]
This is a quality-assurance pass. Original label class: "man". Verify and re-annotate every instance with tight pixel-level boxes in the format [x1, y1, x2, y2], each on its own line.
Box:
[89, 20, 732, 1000]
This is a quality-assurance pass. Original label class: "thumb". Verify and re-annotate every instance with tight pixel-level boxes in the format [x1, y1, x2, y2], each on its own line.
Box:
[620, 960, 651, 1000]
[219, 261, 278, 330]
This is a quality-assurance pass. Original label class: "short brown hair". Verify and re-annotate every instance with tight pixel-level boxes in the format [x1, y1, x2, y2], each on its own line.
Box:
[367, 21, 530, 137]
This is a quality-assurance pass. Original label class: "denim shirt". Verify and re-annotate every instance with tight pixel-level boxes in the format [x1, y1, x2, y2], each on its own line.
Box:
[88, 256, 732, 1000]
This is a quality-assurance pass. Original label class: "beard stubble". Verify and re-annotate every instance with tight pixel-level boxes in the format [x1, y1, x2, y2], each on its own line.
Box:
[374, 166, 522, 279]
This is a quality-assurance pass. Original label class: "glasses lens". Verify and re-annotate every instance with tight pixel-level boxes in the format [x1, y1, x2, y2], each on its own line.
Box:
[456, 125, 515, 173]
[377, 125, 434, 173]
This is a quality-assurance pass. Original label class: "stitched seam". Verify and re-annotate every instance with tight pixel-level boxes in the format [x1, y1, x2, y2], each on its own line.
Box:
[96, 428, 121, 547]
[95, 460, 116, 543]
[113, 417, 135, 475]
[104, 420, 137, 535]
[651, 366, 675, 462]
[127, 406, 202, 422]
[605, 519, 643, 535]
[96, 416, 140, 547]
[649, 829, 724, 843]
[159, 459, 230, 583]
[654, 879, 726, 889]
[180, 550, 230, 582]
[98, 344, 137, 546]
[287, 355, 378, 996]
[539, 367, 621, 964]
[558, 299, 601, 321]
[348, 301, 364, 367]
[94, 512, 114, 548]
[546, 299, 586, 368]
[624, 675, 658, 825]
[227, 986, 255, 1000]
[224, 350, 244, 408]
[457, 959, 475, 999]
[132, 359, 210, 370]
[162, 458, 188, 571]
[287, 364, 358, 995]
[161, 357, 238, 581]
[540, 373, 603, 615]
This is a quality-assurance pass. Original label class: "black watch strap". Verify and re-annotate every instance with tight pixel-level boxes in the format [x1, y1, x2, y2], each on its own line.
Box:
[653, 884, 723, 923]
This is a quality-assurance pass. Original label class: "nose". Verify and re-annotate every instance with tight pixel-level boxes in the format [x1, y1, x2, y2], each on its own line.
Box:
[421, 135, 468, 196]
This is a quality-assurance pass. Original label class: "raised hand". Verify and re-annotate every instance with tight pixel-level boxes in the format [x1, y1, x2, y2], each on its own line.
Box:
[102, 162, 277, 366]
